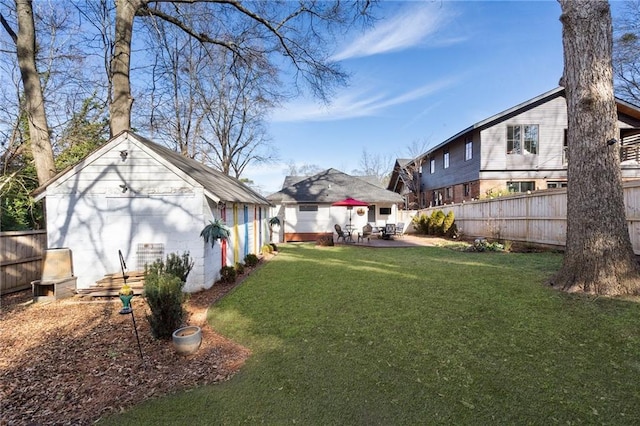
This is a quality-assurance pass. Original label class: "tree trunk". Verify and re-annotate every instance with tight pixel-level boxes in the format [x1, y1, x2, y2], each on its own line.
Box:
[554, 0, 640, 295]
[15, 0, 55, 185]
[110, 0, 144, 136]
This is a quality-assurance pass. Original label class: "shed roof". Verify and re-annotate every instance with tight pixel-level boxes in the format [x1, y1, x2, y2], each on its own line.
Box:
[267, 168, 403, 204]
[33, 131, 270, 206]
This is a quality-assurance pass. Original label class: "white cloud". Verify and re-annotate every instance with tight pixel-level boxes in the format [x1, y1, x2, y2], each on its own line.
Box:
[332, 2, 459, 61]
[270, 76, 460, 123]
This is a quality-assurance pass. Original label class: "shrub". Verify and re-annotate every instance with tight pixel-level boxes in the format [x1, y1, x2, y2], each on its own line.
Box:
[220, 265, 237, 283]
[429, 211, 439, 235]
[443, 211, 455, 235]
[261, 244, 273, 255]
[244, 253, 259, 267]
[270, 243, 278, 252]
[434, 210, 446, 235]
[316, 234, 334, 246]
[235, 262, 245, 275]
[144, 272, 186, 340]
[412, 213, 430, 235]
[163, 251, 194, 282]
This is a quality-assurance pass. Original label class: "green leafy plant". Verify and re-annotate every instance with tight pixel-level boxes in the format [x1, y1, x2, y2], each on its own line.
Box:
[261, 244, 274, 255]
[220, 265, 237, 283]
[144, 270, 186, 340]
[200, 218, 230, 247]
[244, 253, 259, 267]
[163, 252, 194, 282]
[268, 216, 281, 242]
[235, 262, 245, 275]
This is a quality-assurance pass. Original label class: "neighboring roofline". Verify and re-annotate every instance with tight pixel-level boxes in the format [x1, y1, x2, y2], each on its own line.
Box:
[420, 87, 565, 159]
[418, 87, 640, 160]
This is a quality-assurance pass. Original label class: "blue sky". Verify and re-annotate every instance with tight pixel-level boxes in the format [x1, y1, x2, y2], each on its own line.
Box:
[244, 0, 614, 195]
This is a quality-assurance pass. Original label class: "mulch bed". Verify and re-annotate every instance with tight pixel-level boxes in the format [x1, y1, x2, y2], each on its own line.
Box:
[0, 273, 251, 425]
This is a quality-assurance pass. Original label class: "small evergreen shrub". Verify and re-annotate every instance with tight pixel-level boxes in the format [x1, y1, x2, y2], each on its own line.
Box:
[144, 272, 186, 340]
[220, 265, 237, 283]
[434, 210, 446, 235]
[244, 253, 259, 267]
[235, 262, 245, 275]
[261, 244, 273, 255]
[412, 213, 430, 235]
[443, 211, 455, 235]
[270, 243, 278, 252]
[163, 251, 194, 282]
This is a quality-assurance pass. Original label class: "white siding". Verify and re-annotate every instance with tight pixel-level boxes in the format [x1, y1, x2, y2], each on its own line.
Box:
[46, 191, 207, 292]
[480, 96, 568, 172]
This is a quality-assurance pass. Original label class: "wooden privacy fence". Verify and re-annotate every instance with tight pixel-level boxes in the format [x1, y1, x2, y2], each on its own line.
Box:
[1, 230, 47, 295]
[417, 180, 640, 254]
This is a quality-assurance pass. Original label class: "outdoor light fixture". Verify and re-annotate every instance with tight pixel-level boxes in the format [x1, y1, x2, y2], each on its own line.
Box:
[218, 201, 226, 209]
[120, 150, 128, 161]
[119, 184, 128, 193]
[607, 138, 618, 146]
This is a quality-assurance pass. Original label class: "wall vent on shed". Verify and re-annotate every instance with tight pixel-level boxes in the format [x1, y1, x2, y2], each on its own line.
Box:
[136, 243, 164, 270]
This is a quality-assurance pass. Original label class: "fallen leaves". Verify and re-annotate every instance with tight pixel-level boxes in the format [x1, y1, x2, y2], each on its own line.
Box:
[0, 279, 249, 425]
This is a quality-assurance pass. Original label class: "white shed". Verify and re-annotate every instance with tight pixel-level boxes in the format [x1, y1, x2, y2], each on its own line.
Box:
[33, 131, 271, 293]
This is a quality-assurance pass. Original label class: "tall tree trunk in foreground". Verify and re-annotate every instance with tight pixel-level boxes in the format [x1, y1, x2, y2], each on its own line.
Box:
[110, 0, 143, 136]
[14, 0, 55, 184]
[554, 0, 640, 295]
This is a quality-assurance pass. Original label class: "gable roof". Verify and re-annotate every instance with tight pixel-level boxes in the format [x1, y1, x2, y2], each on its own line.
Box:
[421, 86, 640, 158]
[33, 131, 270, 206]
[267, 168, 403, 204]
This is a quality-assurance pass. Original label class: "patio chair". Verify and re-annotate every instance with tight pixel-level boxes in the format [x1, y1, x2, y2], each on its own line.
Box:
[358, 223, 373, 243]
[334, 224, 348, 242]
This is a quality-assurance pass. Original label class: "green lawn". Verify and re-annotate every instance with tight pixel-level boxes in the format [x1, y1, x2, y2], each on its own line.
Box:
[102, 244, 640, 425]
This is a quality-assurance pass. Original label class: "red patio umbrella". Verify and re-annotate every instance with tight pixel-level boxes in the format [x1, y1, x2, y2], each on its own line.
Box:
[331, 197, 369, 228]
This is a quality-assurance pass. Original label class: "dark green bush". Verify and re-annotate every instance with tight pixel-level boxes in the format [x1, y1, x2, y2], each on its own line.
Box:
[146, 251, 193, 283]
[220, 265, 237, 283]
[244, 253, 259, 267]
[270, 243, 278, 252]
[235, 262, 245, 275]
[164, 252, 194, 282]
[144, 272, 186, 340]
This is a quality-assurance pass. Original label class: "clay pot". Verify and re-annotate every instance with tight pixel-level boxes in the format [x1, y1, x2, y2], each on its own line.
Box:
[172, 326, 202, 355]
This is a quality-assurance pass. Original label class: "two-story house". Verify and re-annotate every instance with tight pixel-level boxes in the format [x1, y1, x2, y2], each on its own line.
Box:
[408, 87, 640, 207]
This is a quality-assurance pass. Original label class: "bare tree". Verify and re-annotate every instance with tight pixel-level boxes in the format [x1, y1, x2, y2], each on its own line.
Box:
[1, 0, 55, 184]
[108, 0, 373, 136]
[286, 161, 323, 177]
[553, 0, 640, 295]
[352, 148, 391, 185]
[140, 9, 279, 176]
[613, 0, 640, 104]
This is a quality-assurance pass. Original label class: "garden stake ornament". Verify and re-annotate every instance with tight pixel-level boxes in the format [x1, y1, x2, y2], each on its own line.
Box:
[118, 250, 144, 364]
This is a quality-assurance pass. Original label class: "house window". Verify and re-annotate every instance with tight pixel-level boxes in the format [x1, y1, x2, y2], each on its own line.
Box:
[445, 186, 452, 199]
[507, 124, 538, 155]
[465, 140, 473, 161]
[443, 150, 450, 169]
[507, 181, 535, 193]
[379, 207, 391, 215]
[430, 158, 435, 174]
[547, 181, 567, 189]
[299, 204, 318, 212]
[463, 183, 470, 197]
